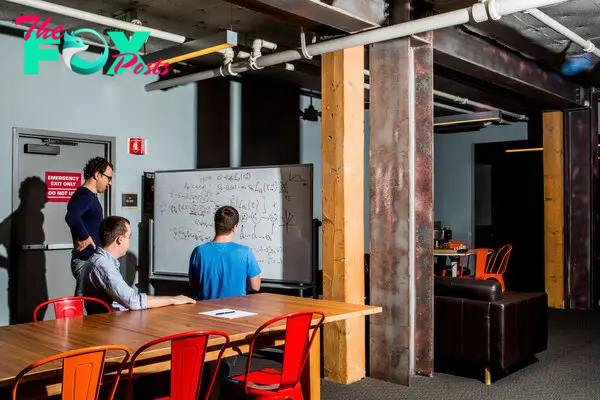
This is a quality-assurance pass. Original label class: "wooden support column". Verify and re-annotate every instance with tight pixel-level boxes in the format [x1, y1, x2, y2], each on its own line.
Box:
[321, 46, 365, 384]
[543, 111, 565, 308]
[369, 0, 434, 385]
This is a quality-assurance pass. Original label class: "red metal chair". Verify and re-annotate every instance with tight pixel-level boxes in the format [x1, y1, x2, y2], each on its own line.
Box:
[12, 345, 130, 400]
[227, 311, 325, 400]
[127, 331, 230, 400]
[458, 248, 494, 279]
[33, 296, 112, 322]
[482, 244, 513, 292]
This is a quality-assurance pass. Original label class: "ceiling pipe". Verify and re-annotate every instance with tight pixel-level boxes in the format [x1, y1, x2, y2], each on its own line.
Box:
[434, 101, 473, 114]
[433, 89, 528, 121]
[145, 0, 569, 91]
[524, 8, 600, 58]
[485, 0, 570, 19]
[0, 19, 143, 53]
[4, 0, 186, 43]
[364, 69, 529, 121]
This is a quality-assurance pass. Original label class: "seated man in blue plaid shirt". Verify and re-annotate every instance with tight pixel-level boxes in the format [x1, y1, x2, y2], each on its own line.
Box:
[82, 216, 195, 314]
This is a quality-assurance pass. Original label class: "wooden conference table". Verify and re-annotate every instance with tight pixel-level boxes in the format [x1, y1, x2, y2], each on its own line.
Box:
[0, 293, 382, 399]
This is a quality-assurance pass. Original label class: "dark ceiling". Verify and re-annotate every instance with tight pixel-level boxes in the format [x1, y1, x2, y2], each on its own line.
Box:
[1, 0, 598, 118]
[426, 0, 600, 86]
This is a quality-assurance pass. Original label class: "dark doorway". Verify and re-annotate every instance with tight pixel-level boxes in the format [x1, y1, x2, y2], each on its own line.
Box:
[474, 141, 545, 293]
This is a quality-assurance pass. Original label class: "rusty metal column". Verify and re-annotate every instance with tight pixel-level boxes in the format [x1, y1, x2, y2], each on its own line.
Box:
[593, 91, 600, 310]
[564, 93, 599, 310]
[369, 0, 434, 385]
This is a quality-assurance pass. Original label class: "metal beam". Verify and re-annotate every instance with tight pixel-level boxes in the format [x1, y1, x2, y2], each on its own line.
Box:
[369, 0, 434, 384]
[592, 92, 600, 311]
[220, 0, 382, 33]
[564, 102, 598, 311]
[433, 27, 588, 109]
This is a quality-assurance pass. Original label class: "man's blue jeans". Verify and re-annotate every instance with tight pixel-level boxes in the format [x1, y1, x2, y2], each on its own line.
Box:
[71, 257, 87, 296]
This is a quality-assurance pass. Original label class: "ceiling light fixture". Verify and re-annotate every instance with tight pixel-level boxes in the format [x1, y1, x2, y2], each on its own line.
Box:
[504, 148, 544, 153]
[142, 30, 238, 66]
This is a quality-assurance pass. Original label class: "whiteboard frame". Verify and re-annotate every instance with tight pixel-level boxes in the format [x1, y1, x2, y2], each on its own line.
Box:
[149, 163, 314, 285]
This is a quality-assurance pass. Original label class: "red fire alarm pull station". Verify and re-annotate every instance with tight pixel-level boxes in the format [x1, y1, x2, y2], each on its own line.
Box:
[128, 138, 147, 155]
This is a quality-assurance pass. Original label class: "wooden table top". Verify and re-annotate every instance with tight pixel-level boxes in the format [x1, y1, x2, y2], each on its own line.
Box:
[433, 249, 476, 256]
[0, 293, 382, 388]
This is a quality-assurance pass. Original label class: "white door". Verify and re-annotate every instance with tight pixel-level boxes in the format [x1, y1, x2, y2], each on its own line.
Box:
[1, 128, 115, 324]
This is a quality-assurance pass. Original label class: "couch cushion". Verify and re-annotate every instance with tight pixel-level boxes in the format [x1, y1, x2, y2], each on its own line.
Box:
[434, 276, 503, 301]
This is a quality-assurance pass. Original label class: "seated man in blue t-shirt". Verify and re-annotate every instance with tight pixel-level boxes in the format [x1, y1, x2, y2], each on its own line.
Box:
[189, 205, 261, 301]
[189, 205, 262, 382]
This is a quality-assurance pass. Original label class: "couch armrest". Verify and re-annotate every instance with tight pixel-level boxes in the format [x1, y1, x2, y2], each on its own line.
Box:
[434, 296, 491, 366]
[490, 292, 548, 371]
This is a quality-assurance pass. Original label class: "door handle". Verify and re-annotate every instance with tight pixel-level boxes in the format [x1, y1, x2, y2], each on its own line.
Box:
[22, 244, 74, 250]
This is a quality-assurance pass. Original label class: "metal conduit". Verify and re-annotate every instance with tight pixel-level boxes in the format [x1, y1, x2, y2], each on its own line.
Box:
[145, 0, 570, 92]
[434, 102, 473, 114]
[364, 71, 529, 121]
[524, 8, 600, 58]
[433, 90, 528, 121]
[0, 19, 145, 53]
[5, 0, 186, 43]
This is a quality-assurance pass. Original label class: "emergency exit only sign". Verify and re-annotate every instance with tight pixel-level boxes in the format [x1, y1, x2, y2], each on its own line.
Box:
[45, 172, 81, 202]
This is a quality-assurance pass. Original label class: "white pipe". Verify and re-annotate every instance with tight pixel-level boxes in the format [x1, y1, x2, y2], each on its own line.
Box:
[434, 102, 472, 114]
[5, 0, 186, 43]
[488, 0, 570, 20]
[253, 38, 277, 52]
[147, 8, 475, 91]
[365, 71, 529, 120]
[0, 19, 144, 54]
[434, 89, 528, 121]
[524, 8, 600, 58]
[146, 0, 569, 91]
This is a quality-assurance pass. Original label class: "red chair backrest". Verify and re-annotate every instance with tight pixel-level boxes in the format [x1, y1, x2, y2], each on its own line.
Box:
[128, 331, 230, 400]
[12, 345, 130, 400]
[33, 296, 112, 322]
[473, 248, 494, 278]
[487, 244, 512, 275]
[244, 311, 325, 394]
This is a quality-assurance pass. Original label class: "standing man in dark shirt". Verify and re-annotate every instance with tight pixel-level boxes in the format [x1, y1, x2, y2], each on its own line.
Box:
[65, 157, 113, 296]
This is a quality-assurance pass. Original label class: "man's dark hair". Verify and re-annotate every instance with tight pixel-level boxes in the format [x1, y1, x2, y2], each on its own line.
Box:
[214, 206, 239, 235]
[99, 216, 130, 247]
[83, 157, 113, 180]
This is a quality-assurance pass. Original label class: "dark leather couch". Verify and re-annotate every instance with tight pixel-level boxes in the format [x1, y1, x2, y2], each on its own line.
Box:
[434, 276, 548, 384]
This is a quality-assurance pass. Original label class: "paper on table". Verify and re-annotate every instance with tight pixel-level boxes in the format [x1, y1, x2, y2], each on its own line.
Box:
[199, 308, 257, 319]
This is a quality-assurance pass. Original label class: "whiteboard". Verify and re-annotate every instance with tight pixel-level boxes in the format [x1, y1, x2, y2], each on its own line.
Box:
[152, 164, 313, 283]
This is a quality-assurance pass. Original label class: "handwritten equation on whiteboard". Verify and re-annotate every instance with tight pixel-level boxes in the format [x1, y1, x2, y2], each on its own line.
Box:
[156, 169, 308, 268]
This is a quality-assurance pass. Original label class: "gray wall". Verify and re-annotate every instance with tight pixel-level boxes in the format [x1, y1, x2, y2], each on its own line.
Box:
[0, 33, 197, 325]
[299, 96, 371, 269]
[433, 123, 528, 245]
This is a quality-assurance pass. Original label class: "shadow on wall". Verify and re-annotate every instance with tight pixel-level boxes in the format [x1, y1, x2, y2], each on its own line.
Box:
[119, 251, 138, 287]
[0, 177, 49, 324]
